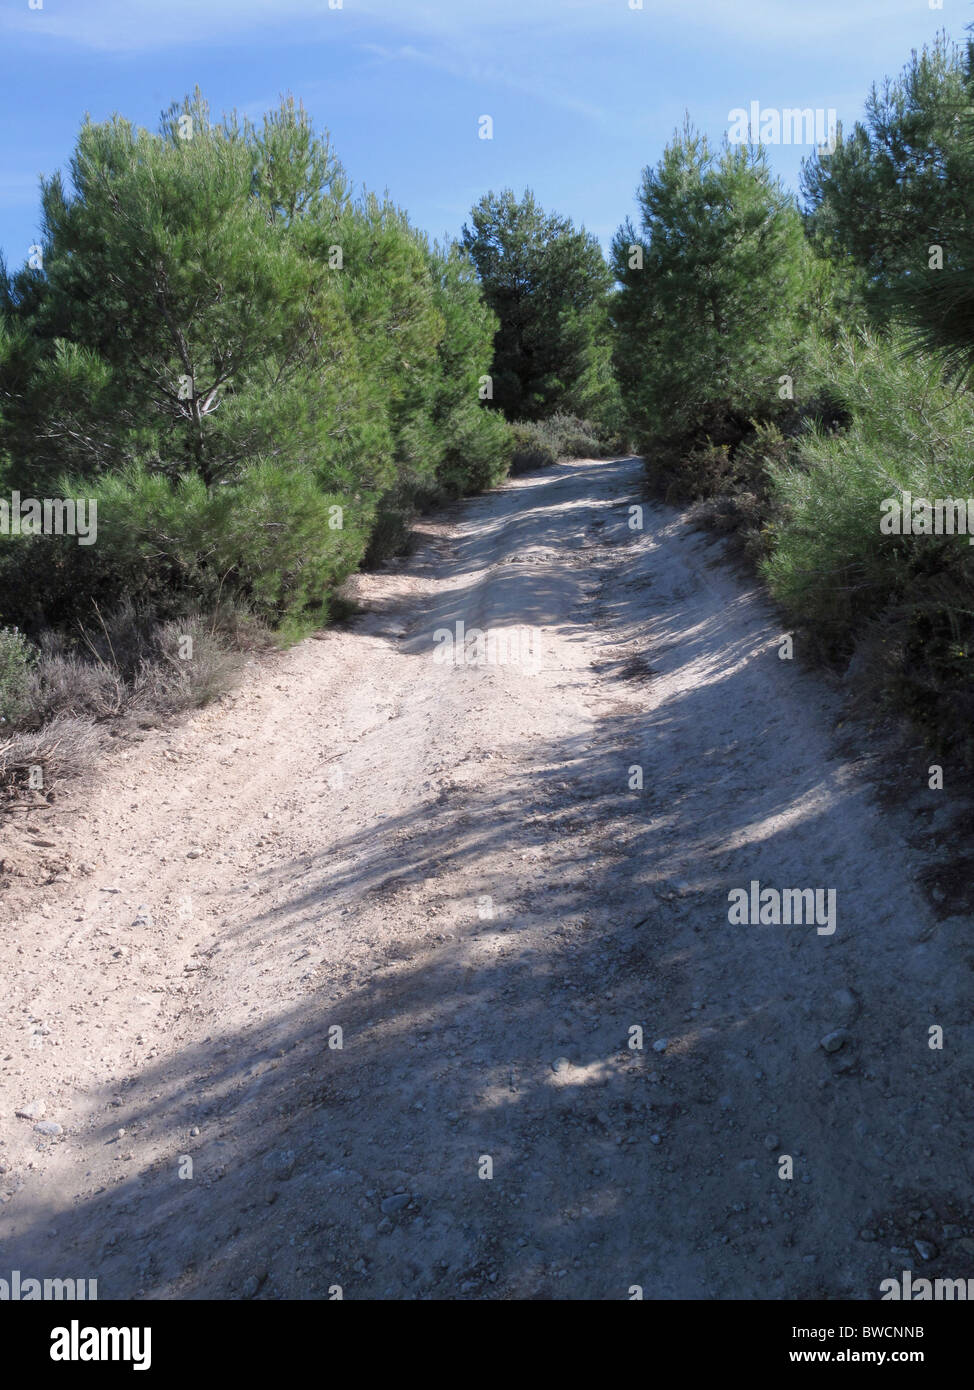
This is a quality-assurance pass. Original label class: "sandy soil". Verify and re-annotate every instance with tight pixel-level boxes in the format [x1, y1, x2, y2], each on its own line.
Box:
[1, 454, 971, 1300]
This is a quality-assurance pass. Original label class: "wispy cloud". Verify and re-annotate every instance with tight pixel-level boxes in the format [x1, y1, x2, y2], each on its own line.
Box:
[360, 41, 608, 123]
[0, 0, 933, 55]
[0, 0, 335, 53]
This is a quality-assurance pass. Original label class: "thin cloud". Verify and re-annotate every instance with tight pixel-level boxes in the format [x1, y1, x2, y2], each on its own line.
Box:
[0, 0, 931, 54]
[360, 42, 608, 123]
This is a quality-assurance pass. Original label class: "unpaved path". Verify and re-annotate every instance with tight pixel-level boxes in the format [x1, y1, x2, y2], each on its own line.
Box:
[1, 455, 971, 1300]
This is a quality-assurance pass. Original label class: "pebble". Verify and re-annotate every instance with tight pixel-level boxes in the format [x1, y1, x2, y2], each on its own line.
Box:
[763, 1134, 779, 1150]
[914, 1239, 937, 1261]
[34, 1121, 63, 1136]
[16, 1102, 45, 1120]
[652, 1038, 668, 1053]
[380, 1193, 411, 1215]
[820, 1029, 849, 1054]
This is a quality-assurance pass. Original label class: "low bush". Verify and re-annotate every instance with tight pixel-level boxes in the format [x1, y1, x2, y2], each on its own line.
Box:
[0, 625, 34, 725]
[508, 413, 621, 473]
[763, 328, 974, 759]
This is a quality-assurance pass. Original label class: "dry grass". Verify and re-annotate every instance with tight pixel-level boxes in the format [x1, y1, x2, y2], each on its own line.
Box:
[0, 601, 259, 799]
[0, 716, 105, 798]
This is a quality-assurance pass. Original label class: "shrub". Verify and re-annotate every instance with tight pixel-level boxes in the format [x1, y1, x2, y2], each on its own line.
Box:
[763, 327, 974, 758]
[509, 422, 558, 474]
[436, 403, 514, 496]
[508, 413, 617, 473]
[0, 625, 34, 725]
[0, 716, 104, 795]
[13, 599, 247, 731]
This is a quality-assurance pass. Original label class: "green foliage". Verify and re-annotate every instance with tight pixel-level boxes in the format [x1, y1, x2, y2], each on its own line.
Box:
[867, 38, 974, 382]
[0, 91, 518, 643]
[509, 422, 558, 474]
[508, 413, 620, 474]
[461, 188, 618, 424]
[0, 624, 34, 725]
[611, 122, 812, 448]
[613, 69, 974, 761]
[763, 328, 974, 755]
[801, 34, 974, 311]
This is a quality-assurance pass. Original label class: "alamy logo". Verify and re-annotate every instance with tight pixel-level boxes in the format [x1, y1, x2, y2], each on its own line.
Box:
[727, 101, 837, 152]
[728, 880, 836, 935]
[880, 491, 974, 543]
[433, 620, 542, 671]
[50, 1321, 151, 1371]
[881, 1269, 974, 1300]
[0, 491, 97, 545]
[1, 1270, 97, 1300]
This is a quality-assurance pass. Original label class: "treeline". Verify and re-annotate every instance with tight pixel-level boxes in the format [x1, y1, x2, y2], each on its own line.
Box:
[0, 92, 619, 774]
[7, 36, 973, 781]
[612, 31, 974, 765]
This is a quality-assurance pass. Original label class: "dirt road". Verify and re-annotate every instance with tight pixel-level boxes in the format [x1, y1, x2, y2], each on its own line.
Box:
[1, 455, 971, 1300]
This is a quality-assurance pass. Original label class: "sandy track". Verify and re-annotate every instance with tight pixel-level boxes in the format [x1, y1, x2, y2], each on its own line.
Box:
[1, 455, 971, 1300]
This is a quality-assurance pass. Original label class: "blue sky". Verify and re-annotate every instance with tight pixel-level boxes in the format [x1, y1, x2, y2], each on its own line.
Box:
[0, 0, 963, 267]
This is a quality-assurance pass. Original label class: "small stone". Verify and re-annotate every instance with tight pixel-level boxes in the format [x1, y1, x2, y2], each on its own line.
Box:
[241, 1271, 267, 1298]
[820, 1029, 848, 1054]
[763, 1133, 779, 1150]
[186, 849, 201, 859]
[189, 1126, 200, 1137]
[859, 1228, 877, 1242]
[551, 1057, 571, 1074]
[16, 1102, 45, 1120]
[380, 1193, 411, 1215]
[652, 1038, 668, 1053]
[914, 1239, 937, 1261]
[34, 1121, 62, 1136]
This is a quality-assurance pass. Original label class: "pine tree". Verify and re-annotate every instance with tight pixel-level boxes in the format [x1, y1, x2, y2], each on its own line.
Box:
[461, 188, 615, 422]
